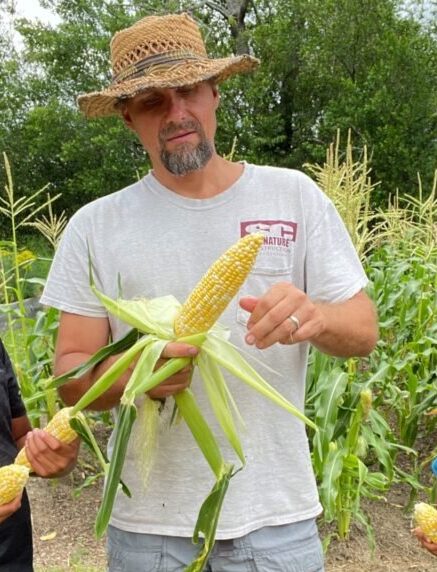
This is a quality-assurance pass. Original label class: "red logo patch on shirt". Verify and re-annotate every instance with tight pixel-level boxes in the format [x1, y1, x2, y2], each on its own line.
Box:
[241, 220, 297, 249]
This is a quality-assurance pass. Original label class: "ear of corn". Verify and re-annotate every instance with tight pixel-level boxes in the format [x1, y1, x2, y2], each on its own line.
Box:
[0, 464, 30, 505]
[174, 233, 264, 337]
[15, 407, 79, 470]
[414, 502, 437, 542]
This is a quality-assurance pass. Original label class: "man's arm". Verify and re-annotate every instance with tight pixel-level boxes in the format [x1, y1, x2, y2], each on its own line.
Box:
[239, 284, 378, 357]
[54, 311, 199, 410]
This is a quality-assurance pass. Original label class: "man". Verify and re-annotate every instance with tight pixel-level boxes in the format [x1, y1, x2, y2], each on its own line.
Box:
[40, 12, 378, 571]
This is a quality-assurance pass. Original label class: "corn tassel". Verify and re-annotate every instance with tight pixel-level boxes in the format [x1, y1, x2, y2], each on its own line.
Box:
[174, 233, 264, 337]
[414, 502, 437, 542]
[15, 407, 79, 470]
[0, 464, 30, 505]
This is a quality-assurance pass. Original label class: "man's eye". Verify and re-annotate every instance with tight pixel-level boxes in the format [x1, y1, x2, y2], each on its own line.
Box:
[142, 99, 160, 107]
[177, 86, 195, 96]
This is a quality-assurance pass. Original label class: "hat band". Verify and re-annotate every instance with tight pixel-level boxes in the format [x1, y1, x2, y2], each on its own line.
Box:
[112, 51, 207, 84]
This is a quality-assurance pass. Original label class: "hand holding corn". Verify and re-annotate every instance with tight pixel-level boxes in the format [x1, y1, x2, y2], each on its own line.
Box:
[0, 488, 24, 524]
[414, 503, 437, 556]
[0, 408, 82, 510]
[15, 407, 81, 476]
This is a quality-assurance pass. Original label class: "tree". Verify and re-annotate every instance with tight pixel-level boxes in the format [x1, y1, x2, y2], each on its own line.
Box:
[0, 0, 435, 218]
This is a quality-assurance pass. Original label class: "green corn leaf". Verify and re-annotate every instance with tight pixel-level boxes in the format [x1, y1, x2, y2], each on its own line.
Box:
[319, 444, 346, 521]
[124, 338, 168, 398]
[69, 414, 131, 498]
[185, 464, 234, 572]
[202, 336, 316, 430]
[312, 368, 349, 473]
[198, 353, 245, 466]
[71, 336, 152, 415]
[95, 402, 137, 538]
[91, 285, 180, 338]
[174, 389, 224, 479]
[133, 356, 192, 395]
[46, 328, 141, 390]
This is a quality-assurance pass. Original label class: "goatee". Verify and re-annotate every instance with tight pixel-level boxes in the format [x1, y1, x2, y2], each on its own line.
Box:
[159, 120, 213, 176]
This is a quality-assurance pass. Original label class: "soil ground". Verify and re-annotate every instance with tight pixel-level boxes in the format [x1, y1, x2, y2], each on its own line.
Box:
[29, 425, 437, 572]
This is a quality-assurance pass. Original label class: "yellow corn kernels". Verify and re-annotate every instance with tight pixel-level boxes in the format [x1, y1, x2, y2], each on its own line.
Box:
[174, 233, 264, 337]
[414, 502, 437, 543]
[0, 464, 30, 505]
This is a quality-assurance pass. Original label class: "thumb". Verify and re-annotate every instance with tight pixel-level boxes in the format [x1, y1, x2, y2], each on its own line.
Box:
[239, 296, 259, 313]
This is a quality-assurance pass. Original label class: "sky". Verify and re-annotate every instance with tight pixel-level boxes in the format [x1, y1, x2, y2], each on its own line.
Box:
[13, 0, 59, 23]
[7, 0, 436, 30]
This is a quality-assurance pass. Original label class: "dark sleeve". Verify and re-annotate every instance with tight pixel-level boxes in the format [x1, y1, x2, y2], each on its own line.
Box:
[0, 339, 26, 419]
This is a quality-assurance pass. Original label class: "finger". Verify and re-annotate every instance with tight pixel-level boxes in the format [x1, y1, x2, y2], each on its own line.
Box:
[246, 296, 297, 347]
[238, 296, 259, 313]
[30, 429, 63, 452]
[161, 341, 199, 359]
[25, 431, 59, 476]
[246, 286, 289, 328]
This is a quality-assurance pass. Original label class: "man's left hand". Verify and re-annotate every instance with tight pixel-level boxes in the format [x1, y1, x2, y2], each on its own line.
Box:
[239, 282, 325, 349]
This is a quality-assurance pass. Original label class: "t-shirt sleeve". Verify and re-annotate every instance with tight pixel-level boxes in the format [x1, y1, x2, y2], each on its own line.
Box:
[304, 199, 368, 303]
[0, 341, 26, 419]
[40, 216, 108, 317]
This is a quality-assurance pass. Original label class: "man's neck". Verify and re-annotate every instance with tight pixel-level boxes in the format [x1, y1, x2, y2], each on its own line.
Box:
[151, 155, 244, 199]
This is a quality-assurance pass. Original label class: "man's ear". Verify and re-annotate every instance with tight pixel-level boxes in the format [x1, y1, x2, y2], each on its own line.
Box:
[210, 81, 220, 109]
[121, 104, 135, 131]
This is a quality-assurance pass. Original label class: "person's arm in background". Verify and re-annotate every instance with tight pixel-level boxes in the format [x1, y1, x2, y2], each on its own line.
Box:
[54, 311, 199, 411]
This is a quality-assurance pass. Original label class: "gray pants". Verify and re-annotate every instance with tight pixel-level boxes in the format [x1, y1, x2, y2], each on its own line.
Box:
[107, 519, 324, 571]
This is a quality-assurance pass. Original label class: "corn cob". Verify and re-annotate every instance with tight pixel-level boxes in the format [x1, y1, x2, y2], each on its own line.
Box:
[414, 502, 437, 542]
[174, 233, 264, 337]
[15, 407, 79, 470]
[0, 464, 30, 505]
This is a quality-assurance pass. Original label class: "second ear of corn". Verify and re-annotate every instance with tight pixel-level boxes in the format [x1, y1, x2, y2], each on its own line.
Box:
[15, 407, 79, 470]
[0, 407, 80, 507]
[0, 464, 30, 505]
[174, 233, 264, 337]
[414, 502, 437, 543]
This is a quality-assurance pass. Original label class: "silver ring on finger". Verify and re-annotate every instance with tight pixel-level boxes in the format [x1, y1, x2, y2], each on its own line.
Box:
[288, 314, 300, 331]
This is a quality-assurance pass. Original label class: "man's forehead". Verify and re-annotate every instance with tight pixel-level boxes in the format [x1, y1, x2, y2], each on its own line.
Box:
[135, 82, 202, 97]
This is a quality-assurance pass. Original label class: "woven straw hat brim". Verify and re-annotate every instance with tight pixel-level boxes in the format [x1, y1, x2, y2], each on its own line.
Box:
[77, 54, 259, 118]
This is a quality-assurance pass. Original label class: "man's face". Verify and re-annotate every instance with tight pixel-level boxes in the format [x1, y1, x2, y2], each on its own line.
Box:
[122, 81, 219, 176]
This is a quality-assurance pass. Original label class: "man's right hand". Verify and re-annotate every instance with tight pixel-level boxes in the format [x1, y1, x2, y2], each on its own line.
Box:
[146, 340, 199, 400]
[0, 492, 22, 524]
[55, 312, 201, 409]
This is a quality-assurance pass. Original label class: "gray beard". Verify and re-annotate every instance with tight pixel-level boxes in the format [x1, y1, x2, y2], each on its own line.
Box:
[160, 139, 213, 176]
[159, 120, 214, 176]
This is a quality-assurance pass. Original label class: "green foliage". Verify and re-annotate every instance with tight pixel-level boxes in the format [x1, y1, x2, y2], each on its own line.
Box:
[1, 0, 435, 219]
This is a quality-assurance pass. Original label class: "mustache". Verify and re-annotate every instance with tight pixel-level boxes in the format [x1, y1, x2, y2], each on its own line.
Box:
[159, 120, 202, 143]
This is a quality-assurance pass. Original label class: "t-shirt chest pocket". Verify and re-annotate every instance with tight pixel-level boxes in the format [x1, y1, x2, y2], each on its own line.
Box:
[236, 260, 294, 327]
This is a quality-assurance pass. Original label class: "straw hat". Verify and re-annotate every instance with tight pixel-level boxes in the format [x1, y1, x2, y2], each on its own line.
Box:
[77, 13, 260, 118]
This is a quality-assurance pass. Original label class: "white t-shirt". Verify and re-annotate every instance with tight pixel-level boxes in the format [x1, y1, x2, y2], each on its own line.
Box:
[41, 163, 368, 538]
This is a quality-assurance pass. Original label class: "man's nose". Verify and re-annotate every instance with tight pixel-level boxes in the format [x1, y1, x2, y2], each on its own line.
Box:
[165, 93, 188, 120]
